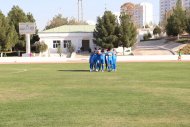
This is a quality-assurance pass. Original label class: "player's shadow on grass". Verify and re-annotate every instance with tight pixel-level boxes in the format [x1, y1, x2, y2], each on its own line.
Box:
[58, 70, 89, 72]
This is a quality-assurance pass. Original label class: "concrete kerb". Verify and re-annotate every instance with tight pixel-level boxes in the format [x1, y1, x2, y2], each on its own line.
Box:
[0, 55, 190, 64]
[157, 46, 176, 55]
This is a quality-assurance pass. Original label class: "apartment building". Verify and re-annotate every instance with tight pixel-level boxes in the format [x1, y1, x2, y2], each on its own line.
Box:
[160, 0, 190, 22]
[121, 2, 153, 27]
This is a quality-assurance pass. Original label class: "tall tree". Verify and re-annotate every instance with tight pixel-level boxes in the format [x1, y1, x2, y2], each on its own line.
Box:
[30, 34, 40, 45]
[26, 12, 35, 22]
[26, 12, 40, 47]
[118, 13, 137, 55]
[166, 0, 186, 37]
[7, 5, 28, 34]
[44, 14, 68, 30]
[0, 11, 8, 51]
[0, 11, 19, 51]
[185, 9, 190, 34]
[160, 10, 173, 32]
[68, 17, 88, 25]
[44, 14, 88, 30]
[7, 6, 28, 50]
[8, 6, 37, 51]
[5, 23, 18, 51]
[93, 11, 118, 49]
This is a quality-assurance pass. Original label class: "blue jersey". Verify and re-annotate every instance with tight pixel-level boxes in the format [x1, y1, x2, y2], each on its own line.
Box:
[96, 54, 101, 64]
[107, 51, 113, 61]
[93, 54, 98, 63]
[112, 53, 117, 63]
[100, 53, 105, 64]
[89, 53, 94, 64]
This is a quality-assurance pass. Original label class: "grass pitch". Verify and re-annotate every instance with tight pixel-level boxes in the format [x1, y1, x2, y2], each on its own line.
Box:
[0, 63, 189, 127]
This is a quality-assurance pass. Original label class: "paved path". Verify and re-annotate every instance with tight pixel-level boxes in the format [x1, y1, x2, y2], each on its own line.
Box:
[0, 55, 190, 64]
[133, 39, 186, 55]
[0, 39, 189, 64]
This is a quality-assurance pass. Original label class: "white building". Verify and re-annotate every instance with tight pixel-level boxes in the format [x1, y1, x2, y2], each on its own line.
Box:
[120, 2, 153, 27]
[140, 2, 153, 27]
[160, 0, 190, 22]
[38, 25, 96, 55]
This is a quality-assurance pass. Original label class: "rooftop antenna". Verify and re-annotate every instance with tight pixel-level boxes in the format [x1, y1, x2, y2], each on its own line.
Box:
[77, 0, 83, 22]
[105, 0, 107, 11]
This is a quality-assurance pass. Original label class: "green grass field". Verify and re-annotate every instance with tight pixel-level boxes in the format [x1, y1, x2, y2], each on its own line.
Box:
[0, 63, 189, 127]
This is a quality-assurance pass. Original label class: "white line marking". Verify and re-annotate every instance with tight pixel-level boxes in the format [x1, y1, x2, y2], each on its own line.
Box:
[9, 69, 28, 74]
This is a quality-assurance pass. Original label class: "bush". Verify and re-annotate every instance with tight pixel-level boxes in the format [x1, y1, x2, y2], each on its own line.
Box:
[153, 26, 161, 36]
[143, 32, 152, 41]
[148, 32, 152, 38]
[34, 41, 48, 53]
[143, 34, 149, 41]
[180, 44, 190, 54]
[88, 48, 91, 53]
[145, 25, 149, 28]
[57, 45, 62, 57]
[80, 47, 84, 51]
[2, 51, 25, 57]
[67, 44, 75, 54]
[176, 38, 189, 43]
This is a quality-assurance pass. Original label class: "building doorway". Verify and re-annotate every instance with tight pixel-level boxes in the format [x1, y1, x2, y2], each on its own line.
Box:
[82, 40, 90, 51]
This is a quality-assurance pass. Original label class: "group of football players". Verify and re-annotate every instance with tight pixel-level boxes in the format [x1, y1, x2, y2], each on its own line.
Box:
[89, 48, 117, 72]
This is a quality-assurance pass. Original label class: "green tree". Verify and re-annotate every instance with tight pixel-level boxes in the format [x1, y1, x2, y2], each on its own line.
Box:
[0, 11, 18, 52]
[166, 15, 179, 36]
[153, 26, 161, 37]
[118, 13, 137, 55]
[5, 23, 18, 51]
[7, 5, 28, 34]
[166, 0, 186, 38]
[26, 12, 35, 22]
[8, 6, 28, 51]
[93, 11, 118, 49]
[8, 5, 37, 51]
[186, 17, 190, 34]
[160, 10, 173, 32]
[44, 14, 68, 30]
[30, 34, 40, 45]
[0, 11, 7, 51]
[185, 9, 190, 34]
[68, 17, 88, 25]
[143, 34, 149, 41]
[26, 12, 40, 48]
[44, 14, 88, 30]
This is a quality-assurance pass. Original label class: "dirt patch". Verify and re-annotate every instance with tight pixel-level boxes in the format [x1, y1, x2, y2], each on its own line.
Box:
[0, 90, 41, 102]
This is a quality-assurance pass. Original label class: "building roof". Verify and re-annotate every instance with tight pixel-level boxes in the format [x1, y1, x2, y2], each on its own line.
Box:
[40, 25, 95, 33]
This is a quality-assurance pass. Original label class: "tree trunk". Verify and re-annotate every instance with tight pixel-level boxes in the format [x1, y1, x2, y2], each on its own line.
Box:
[177, 34, 180, 40]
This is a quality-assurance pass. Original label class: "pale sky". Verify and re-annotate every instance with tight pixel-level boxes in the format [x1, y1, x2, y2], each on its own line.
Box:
[0, 0, 159, 30]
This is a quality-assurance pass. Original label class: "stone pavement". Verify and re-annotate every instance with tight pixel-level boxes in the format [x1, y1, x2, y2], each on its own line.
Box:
[133, 39, 187, 55]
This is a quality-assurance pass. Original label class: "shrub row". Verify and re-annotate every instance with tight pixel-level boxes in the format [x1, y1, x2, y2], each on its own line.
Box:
[181, 44, 190, 54]
[1, 51, 26, 57]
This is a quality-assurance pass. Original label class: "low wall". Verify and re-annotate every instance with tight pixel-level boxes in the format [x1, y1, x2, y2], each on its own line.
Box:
[0, 55, 190, 64]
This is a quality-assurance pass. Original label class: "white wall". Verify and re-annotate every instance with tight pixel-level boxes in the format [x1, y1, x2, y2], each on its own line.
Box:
[39, 32, 95, 54]
[1, 55, 190, 63]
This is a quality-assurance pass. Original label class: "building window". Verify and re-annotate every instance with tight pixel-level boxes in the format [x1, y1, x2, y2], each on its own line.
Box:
[63, 40, 71, 48]
[53, 40, 60, 48]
